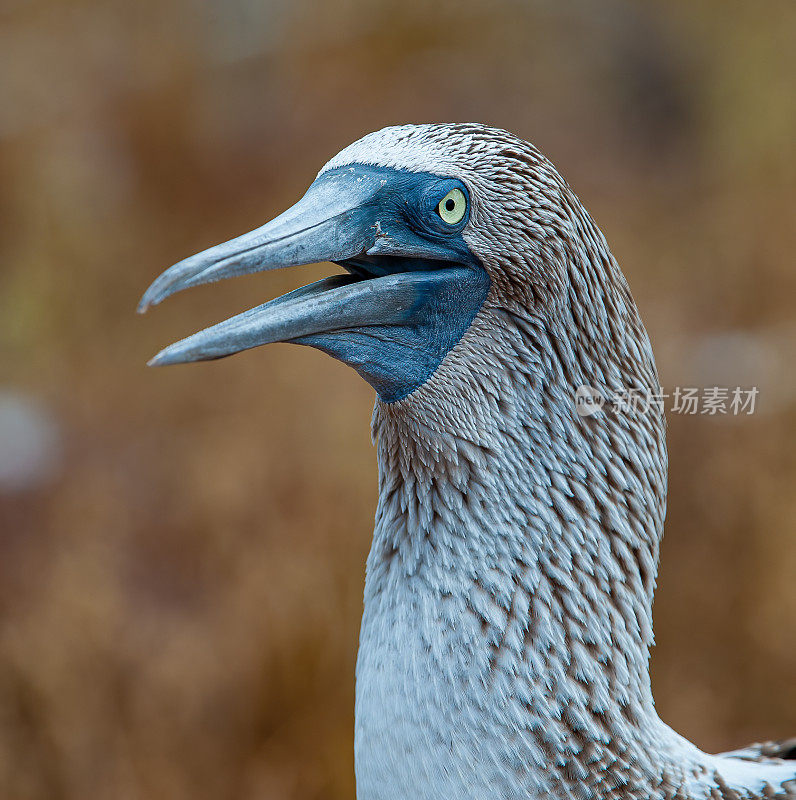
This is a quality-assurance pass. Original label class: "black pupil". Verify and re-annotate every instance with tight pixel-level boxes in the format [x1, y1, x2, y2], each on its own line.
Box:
[445, 198, 456, 212]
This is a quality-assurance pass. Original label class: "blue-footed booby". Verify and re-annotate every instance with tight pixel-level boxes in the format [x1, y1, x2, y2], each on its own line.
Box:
[139, 124, 795, 800]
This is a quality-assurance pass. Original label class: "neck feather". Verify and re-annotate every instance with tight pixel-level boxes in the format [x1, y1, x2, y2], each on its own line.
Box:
[366, 269, 681, 786]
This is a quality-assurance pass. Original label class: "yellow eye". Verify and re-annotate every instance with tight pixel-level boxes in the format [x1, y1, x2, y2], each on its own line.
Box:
[437, 188, 467, 225]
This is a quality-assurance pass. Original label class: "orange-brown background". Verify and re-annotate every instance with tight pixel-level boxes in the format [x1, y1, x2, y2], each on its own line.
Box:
[1, 1, 794, 798]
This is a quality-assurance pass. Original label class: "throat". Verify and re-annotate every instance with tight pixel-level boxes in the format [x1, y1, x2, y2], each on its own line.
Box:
[359, 348, 675, 792]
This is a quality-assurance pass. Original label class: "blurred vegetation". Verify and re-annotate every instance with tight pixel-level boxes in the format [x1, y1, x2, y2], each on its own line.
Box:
[0, 0, 794, 798]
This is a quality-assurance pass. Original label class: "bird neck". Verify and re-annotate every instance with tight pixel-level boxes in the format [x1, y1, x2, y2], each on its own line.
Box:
[366, 298, 677, 776]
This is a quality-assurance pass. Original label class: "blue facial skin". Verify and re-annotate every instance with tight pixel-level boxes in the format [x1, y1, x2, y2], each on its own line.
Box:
[290, 165, 491, 403]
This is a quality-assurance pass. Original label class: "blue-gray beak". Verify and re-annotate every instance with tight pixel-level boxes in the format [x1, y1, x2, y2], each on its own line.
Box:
[139, 164, 490, 403]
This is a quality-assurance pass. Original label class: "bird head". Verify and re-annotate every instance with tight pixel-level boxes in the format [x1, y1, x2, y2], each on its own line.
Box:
[140, 124, 653, 409]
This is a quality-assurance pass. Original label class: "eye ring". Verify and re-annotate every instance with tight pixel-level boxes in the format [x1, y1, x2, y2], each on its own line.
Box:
[437, 188, 467, 225]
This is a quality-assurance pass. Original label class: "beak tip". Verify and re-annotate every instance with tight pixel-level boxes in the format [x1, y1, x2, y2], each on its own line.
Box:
[137, 286, 162, 314]
[147, 338, 209, 367]
[137, 291, 153, 314]
[147, 349, 176, 367]
[139, 269, 180, 314]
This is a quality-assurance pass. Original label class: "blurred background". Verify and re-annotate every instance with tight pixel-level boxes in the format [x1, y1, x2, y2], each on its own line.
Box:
[1, 0, 794, 797]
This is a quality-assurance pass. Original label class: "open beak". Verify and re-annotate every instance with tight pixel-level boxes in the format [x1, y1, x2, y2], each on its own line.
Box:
[139, 165, 473, 367]
[139, 167, 391, 364]
[138, 164, 490, 402]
